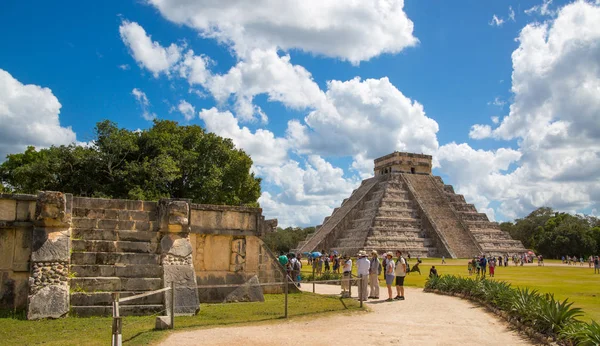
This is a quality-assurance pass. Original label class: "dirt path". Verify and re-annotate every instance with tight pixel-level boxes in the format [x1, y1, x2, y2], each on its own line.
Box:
[160, 284, 531, 346]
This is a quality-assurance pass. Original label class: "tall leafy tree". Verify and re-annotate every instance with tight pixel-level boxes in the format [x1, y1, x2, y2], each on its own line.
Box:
[0, 120, 261, 206]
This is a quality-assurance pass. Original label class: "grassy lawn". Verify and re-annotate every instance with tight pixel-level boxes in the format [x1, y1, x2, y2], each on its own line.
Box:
[302, 257, 600, 322]
[0, 292, 361, 346]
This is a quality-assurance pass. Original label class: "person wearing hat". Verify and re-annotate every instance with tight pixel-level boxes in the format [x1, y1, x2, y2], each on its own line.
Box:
[356, 250, 370, 301]
[368, 250, 381, 299]
[384, 252, 396, 301]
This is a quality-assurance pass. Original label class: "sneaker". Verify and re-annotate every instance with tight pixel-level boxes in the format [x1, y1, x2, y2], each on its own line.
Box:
[372, 297, 379, 299]
[399, 296, 405, 300]
[385, 298, 394, 302]
[394, 296, 401, 300]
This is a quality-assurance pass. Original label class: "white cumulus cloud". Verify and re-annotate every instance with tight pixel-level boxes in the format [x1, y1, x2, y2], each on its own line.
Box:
[119, 20, 182, 77]
[469, 124, 492, 139]
[440, 0, 600, 220]
[0, 69, 77, 161]
[177, 100, 195, 121]
[146, 0, 418, 64]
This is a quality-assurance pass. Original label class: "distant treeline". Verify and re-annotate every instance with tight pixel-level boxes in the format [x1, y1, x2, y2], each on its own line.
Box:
[263, 226, 316, 254]
[500, 207, 600, 258]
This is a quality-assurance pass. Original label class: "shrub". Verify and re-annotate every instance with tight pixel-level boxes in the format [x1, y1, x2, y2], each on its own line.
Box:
[535, 294, 582, 335]
[559, 320, 600, 346]
[424, 275, 594, 344]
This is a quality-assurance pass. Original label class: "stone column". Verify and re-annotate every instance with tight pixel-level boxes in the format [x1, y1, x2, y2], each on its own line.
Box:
[158, 199, 199, 315]
[27, 192, 72, 320]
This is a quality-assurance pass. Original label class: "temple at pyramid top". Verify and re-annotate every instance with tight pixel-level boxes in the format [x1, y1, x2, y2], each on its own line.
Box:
[296, 152, 525, 258]
[374, 151, 432, 176]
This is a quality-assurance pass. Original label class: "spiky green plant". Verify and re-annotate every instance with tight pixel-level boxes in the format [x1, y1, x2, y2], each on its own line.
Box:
[559, 320, 600, 345]
[510, 287, 542, 323]
[535, 294, 583, 335]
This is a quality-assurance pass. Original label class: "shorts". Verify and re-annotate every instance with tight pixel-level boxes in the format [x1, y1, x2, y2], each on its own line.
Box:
[385, 274, 395, 286]
[395, 276, 405, 286]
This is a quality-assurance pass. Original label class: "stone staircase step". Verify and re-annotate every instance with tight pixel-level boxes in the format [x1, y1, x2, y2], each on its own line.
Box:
[71, 252, 161, 265]
[70, 277, 162, 292]
[73, 197, 156, 211]
[70, 305, 164, 317]
[72, 207, 157, 221]
[71, 264, 162, 278]
[70, 291, 164, 306]
[72, 229, 160, 242]
[72, 239, 158, 253]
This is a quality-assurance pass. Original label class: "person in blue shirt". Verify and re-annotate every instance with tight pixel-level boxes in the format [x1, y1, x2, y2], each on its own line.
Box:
[479, 255, 488, 278]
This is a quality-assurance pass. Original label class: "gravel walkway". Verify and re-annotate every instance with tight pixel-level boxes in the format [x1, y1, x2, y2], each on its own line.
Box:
[160, 284, 531, 346]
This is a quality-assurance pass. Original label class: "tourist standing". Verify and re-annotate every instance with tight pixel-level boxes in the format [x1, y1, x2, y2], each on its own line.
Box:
[479, 256, 487, 278]
[317, 255, 324, 275]
[368, 250, 381, 299]
[333, 255, 340, 273]
[341, 255, 352, 298]
[441, 255, 446, 264]
[594, 256, 599, 274]
[356, 251, 370, 301]
[324, 255, 330, 272]
[290, 254, 301, 287]
[489, 257, 496, 277]
[385, 252, 395, 301]
[395, 250, 407, 300]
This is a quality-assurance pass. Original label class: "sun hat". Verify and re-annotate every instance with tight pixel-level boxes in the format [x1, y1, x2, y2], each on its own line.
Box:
[357, 250, 367, 257]
[371, 250, 378, 255]
[386, 251, 393, 257]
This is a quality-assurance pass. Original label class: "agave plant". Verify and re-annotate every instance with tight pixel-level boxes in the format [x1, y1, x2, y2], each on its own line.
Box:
[572, 320, 600, 346]
[510, 287, 542, 323]
[535, 294, 583, 335]
[425, 274, 440, 290]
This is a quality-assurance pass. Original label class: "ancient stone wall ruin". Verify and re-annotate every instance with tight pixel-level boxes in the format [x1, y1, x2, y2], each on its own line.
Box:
[0, 192, 283, 319]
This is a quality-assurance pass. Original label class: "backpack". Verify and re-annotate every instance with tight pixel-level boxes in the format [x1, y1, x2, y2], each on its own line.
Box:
[293, 260, 301, 271]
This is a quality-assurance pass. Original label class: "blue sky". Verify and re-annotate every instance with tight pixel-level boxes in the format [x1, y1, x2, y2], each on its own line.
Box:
[1, 0, 598, 227]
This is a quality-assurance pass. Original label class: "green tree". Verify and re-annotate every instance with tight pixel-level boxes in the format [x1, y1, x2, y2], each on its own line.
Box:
[508, 207, 555, 249]
[263, 226, 316, 254]
[0, 120, 261, 206]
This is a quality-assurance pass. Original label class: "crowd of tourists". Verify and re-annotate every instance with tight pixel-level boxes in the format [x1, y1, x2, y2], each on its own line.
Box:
[280, 250, 430, 302]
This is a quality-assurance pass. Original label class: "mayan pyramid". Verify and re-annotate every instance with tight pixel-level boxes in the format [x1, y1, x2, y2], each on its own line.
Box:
[296, 152, 525, 258]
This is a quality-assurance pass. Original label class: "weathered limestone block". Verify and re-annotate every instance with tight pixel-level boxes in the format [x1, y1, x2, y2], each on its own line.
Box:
[27, 191, 72, 320]
[155, 315, 171, 330]
[27, 283, 69, 319]
[161, 234, 193, 258]
[31, 229, 70, 262]
[34, 192, 71, 227]
[163, 265, 199, 315]
[224, 275, 264, 303]
[229, 238, 246, 272]
[158, 199, 190, 233]
[159, 202, 199, 315]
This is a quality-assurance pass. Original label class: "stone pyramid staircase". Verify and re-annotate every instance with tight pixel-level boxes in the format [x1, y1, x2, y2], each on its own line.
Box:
[297, 176, 384, 254]
[299, 174, 437, 257]
[436, 182, 526, 256]
[69, 198, 164, 317]
[363, 175, 437, 257]
[402, 174, 481, 258]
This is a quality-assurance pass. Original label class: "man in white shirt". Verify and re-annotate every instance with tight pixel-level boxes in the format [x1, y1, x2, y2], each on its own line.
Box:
[395, 250, 406, 300]
[356, 250, 370, 301]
